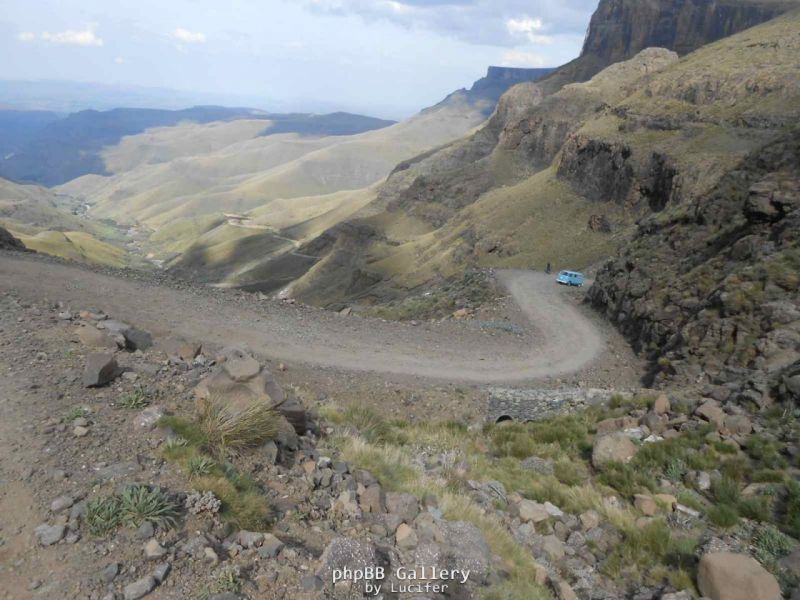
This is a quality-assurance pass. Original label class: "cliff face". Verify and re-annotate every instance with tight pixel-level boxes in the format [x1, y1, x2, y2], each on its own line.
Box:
[581, 0, 797, 63]
[0, 226, 26, 251]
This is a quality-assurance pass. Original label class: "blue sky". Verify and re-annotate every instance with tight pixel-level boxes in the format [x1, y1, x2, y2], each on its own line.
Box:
[0, 0, 597, 118]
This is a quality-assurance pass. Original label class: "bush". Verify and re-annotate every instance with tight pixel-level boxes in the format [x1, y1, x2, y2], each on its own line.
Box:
[754, 525, 793, 565]
[119, 485, 180, 529]
[597, 462, 657, 499]
[712, 477, 741, 506]
[707, 504, 739, 528]
[198, 399, 280, 452]
[188, 455, 218, 478]
[739, 496, 773, 523]
[86, 496, 123, 537]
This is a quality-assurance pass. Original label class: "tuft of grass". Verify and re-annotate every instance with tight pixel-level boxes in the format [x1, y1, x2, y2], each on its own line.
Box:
[707, 504, 739, 528]
[86, 496, 123, 537]
[118, 389, 150, 410]
[213, 566, 244, 594]
[597, 462, 657, 500]
[754, 525, 793, 565]
[779, 480, 800, 538]
[603, 519, 697, 582]
[119, 485, 180, 529]
[192, 475, 272, 530]
[198, 399, 280, 452]
[164, 436, 188, 451]
[64, 406, 89, 422]
[711, 477, 741, 506]
[187, 455, 218, 479]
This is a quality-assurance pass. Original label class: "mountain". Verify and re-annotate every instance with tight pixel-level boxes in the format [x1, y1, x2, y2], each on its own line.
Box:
[255, 0, 800, 308]
[0, 177, 133, 266]
[0, 106, 395, 186]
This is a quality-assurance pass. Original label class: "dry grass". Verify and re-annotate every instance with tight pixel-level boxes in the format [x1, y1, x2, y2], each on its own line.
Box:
[197, 397, 280, 452]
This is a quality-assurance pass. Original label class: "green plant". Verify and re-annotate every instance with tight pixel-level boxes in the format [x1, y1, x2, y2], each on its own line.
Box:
[664, 458, 687, 482]
[198, 399, 280, 452]
[711, 477, 741, 506]
[119, 485, 180, 529]
[164, 436, 188, 451]
[780, 481, 800, 537]
[754, 525, 793, 565]
[86, 496, 123, 537]
[64, 406, 89, 422]
[597, 462, 657, 499]
[188, 455, 217, 478]
[739, 495, 773, 523]
[118, 389, 150, 410]
[213, 566, 244, 594]
[707, 504, 739, 528]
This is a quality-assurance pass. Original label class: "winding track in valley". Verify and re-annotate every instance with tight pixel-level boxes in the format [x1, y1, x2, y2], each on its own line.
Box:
[0, 255, 604, 383]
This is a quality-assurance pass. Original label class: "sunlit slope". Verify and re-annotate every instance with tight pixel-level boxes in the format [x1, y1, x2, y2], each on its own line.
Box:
[285, 10, 800, 306]
[0, 177, 133, 266]
[56, 97, 488, 229]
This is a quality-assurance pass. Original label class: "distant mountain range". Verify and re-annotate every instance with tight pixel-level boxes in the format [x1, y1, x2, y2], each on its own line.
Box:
[0, 106, 395, 186]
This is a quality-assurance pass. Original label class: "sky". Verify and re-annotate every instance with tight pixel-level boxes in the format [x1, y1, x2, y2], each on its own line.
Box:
[0, 0, 598, 118]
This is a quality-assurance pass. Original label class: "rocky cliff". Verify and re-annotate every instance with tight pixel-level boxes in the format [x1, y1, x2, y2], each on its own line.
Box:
[0, 225, 26, 251]
[582, 0, 797, 61]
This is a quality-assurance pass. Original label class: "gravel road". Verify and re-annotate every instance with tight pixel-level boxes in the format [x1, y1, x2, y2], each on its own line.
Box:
[0, 255, 604, 383]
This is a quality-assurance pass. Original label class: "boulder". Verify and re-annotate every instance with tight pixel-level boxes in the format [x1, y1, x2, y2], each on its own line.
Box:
[592, 433, 638, 469]
[385, 492, 419, 523]
[653, 394, 670, 415]
[518, 499, 549, 523]
[359, 484, 386, 514]
[595, 416, 638, 434]
[0, 226, 26, 250]
[76, 326, 118, 350]
[634, 494, 658, 516]
[697, 552, 780, 600]
[123, 327, 153, 351]
[83, 353, 119, 387]
[317, 537, 382, 591]
[160, 338, 202, 362]
[395, 523, 418, 549]
[695, 400, 726, 429]
[725, 414, 753, 435]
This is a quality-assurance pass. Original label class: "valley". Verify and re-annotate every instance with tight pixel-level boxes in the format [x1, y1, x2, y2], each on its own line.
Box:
[1, 0, 799, 598]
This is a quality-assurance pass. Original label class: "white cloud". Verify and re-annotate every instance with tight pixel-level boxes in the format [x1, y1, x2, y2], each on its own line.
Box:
[173, 28, 207, 43]
[507, 16, 554, 45]
[40, 27, 104, 46]
[17, 31, 36, 42]
[506, 17, 543, 35]
[115, 56, 125, 64]
[500, 49, 547, 67]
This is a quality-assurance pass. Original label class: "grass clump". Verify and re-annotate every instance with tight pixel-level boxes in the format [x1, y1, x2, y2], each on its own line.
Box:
[64, 406, 89, 422]
[597, 462, 657, 500]
[603, 520, 697, 582]
[86, 495, 123, 537]
[119, 485, 180, 529]
[707, 504, 739, 528]
[118, 389, 150, 410]
[198, 399, 280, 452]
[187, 455, 218, 479]
[754, 525, 793, 565]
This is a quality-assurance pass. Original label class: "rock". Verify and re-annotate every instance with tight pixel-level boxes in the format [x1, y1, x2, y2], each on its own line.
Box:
[634, 494, 658, 516]
[73, 425, 89, 437]
[50, 495, 74, 513]
[725, 414, 753, 435]
[222, 350, 262, 381]
[544, 501, 563, 518]
[83, 353, 119, 387]
[204, 547, 219, 563]
[385, 492, 419, 522]
[237, 531, 264, 549]
[556, 580, 580, 600]
[301, 575, 324, 591]
[695, 400, 726, 429]
[34, 524, 65, 546]
[592, 433, 638, 468]
[542, 535, 566, 561]
[317, 538, 381, 590]
[98, 563, 121, 584]
[160, 338, 202, 361]
[152, 563, 170, 584]
[395, 523, 418, 549]
[257, 533, 284, 558]
[133, 406, 165, 432]
[123, 576, 157, 600]
[275, 396, 307, 435]
[76, 326, 117, 350]
[595, 416, 638, 434]
[144, 539, 167, 559]
[698, 552, 780, 600]
[359, 484, 386, 514]
[518, 499, 549, 523]
[580, 510, 600, 530]
[123, 328, 153, 351]
[653, 394, 670, 415]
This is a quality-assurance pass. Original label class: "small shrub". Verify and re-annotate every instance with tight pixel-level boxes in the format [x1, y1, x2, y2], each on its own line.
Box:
[676, 490, 705, 512]
[754, 525, 793, 565]
[711, 477, 741, 506]
[554, 459, 589, 486]
[118, 389, 150, 410]
[664, 458, 687, 482]
[188, 455, 218, 479]
[64, 406, 89, 422]
[86, 496, 123, 537]
[119, 485, 180, 529]
[747, 435, 787, 470]
[198, 399, 280, 452]
[193, 475, 272, 530]
[739, 495, 773, 523]
[780, 480, 800, 537]
[213, 566, 244, 594]
[752, 469, 785, 483]
[707, 504, 739, 528]
[720, 457, 751, 481]
[598, 462, 657, 499]
[164, 436, 188, 451]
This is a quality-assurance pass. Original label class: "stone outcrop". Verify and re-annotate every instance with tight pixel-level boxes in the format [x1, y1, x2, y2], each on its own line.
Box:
[697, 552, 781, 600]
[0, 226, 27, 251]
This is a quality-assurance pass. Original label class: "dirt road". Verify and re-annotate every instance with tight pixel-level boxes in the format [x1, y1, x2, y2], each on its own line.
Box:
[0, 256, 604, 383]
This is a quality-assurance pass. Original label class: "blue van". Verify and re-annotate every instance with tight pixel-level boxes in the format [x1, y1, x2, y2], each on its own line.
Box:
[557, 270, 585, 287]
